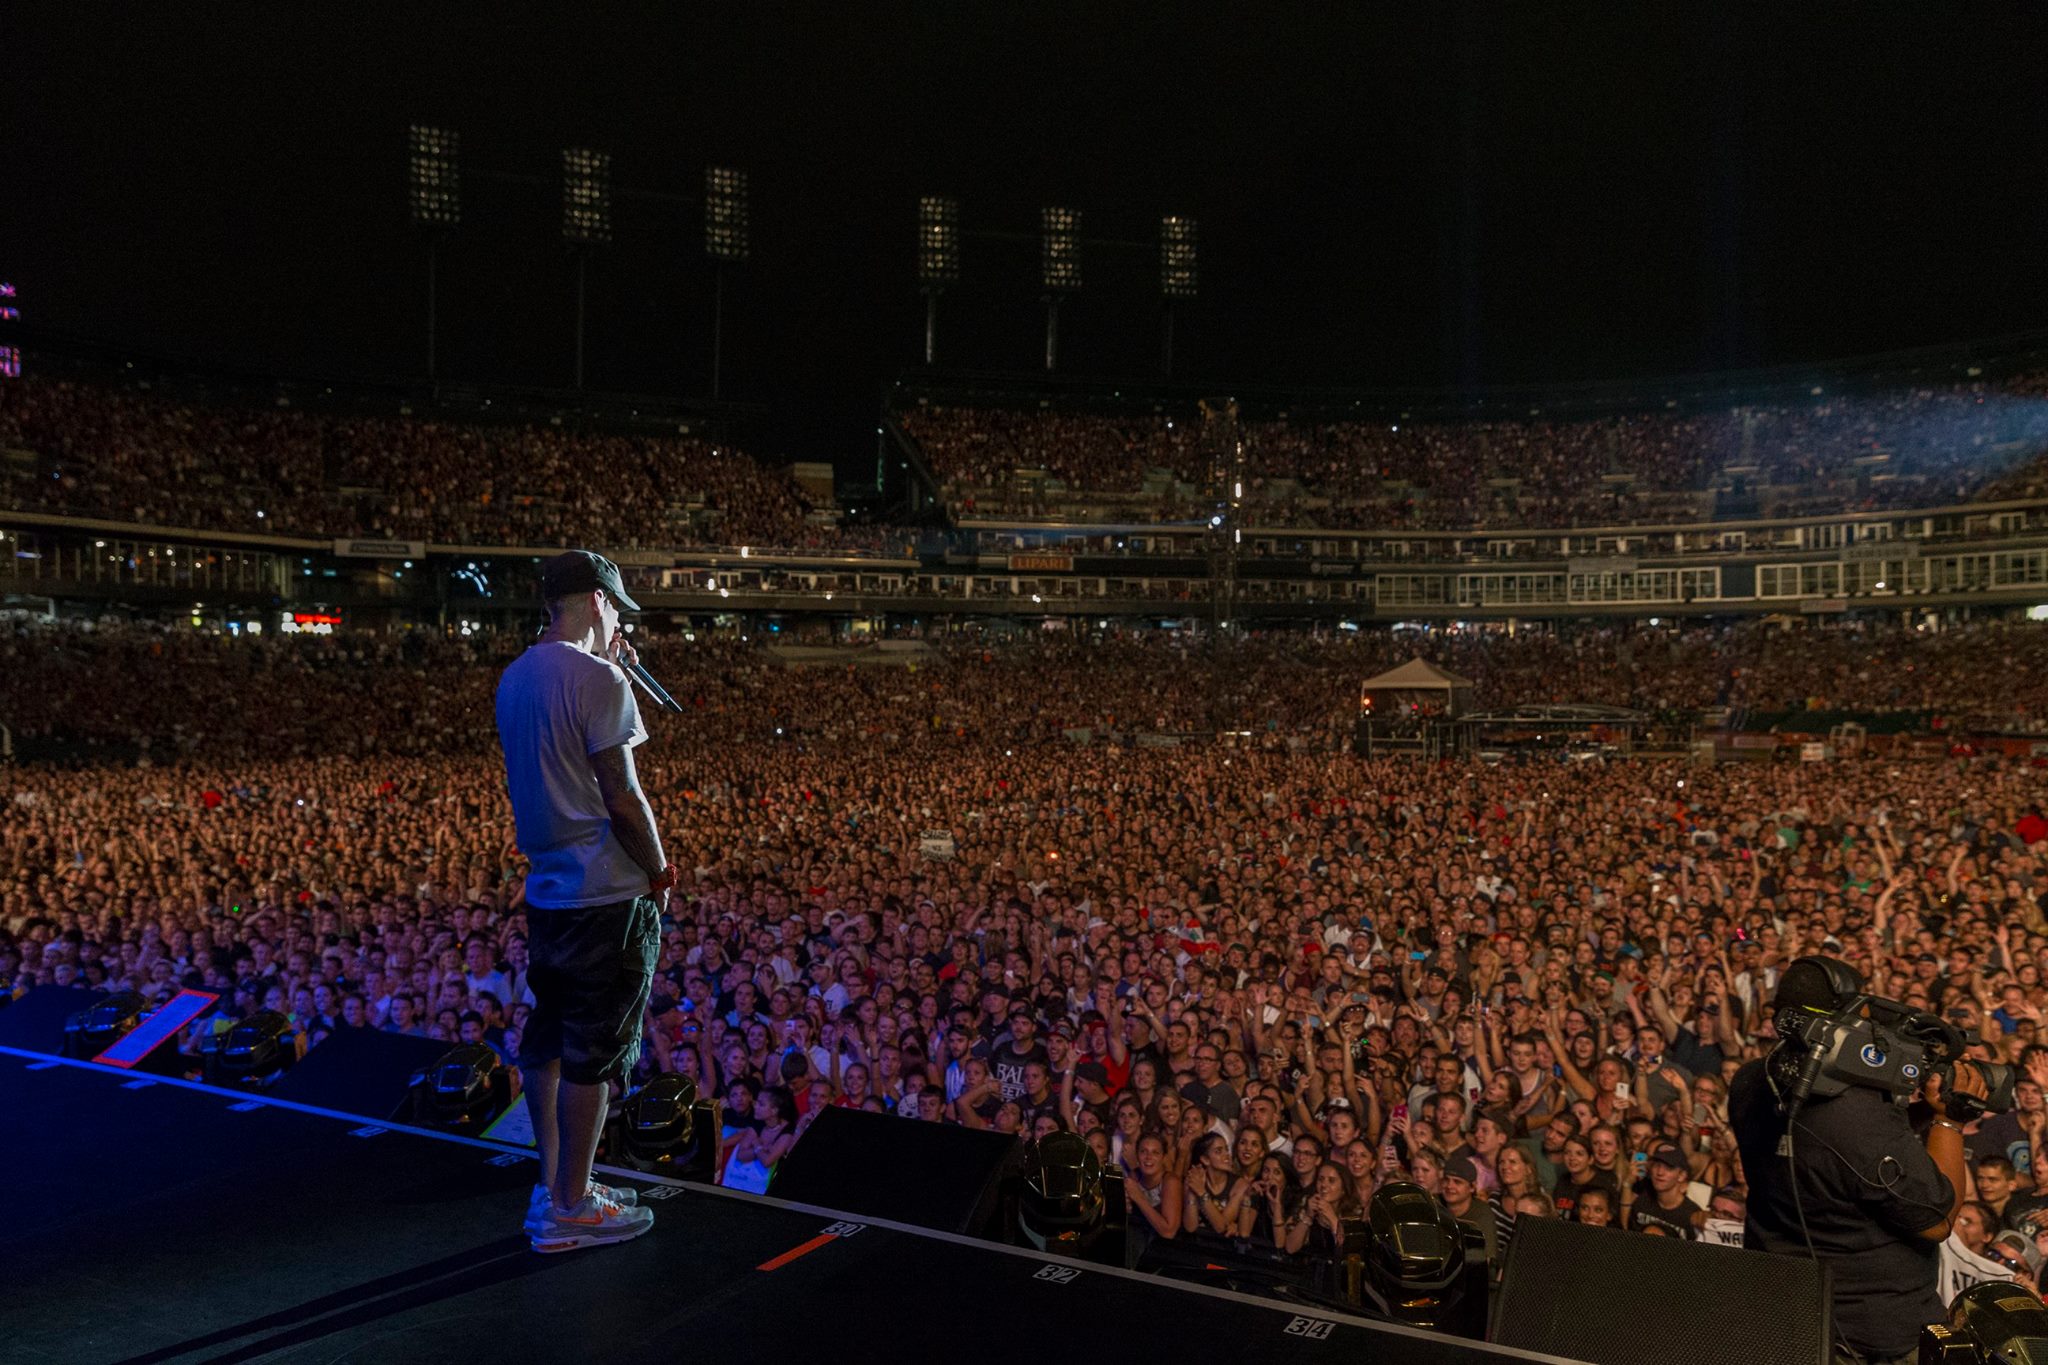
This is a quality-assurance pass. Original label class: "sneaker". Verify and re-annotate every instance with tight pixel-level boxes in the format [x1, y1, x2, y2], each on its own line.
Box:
[529, 1188, 655, 1254]
[524, 1181, 642, 1235]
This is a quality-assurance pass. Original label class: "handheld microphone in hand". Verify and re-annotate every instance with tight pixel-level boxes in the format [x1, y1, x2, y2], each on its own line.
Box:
[624, 659, 685, 714]
[533, 616, 686, 715]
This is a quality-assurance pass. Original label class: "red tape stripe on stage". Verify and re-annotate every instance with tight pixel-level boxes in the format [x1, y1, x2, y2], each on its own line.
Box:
[757, 1232, 840, 1272]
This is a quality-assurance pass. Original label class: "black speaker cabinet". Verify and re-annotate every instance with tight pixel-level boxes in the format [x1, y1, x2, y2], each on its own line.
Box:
[1494, 1217, 1830, 1365]
[768, 1106, 1021, 1236]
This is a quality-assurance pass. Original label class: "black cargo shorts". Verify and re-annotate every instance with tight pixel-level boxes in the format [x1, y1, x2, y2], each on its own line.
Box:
[518, 894, 660, 1085]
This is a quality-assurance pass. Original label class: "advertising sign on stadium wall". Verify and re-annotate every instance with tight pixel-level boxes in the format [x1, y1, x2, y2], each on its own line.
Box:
[1566, 556, 1638, 575]
[332, 539, 425, 559]
[1843, 541, 1919, 563]
[1799, 598, 1850, 614]
[1008, 553, 1073, 572]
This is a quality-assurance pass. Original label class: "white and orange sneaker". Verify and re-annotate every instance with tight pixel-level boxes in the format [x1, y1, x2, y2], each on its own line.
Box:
[528, 1186, 655, 1253]
[524, 1181, 641, 1236]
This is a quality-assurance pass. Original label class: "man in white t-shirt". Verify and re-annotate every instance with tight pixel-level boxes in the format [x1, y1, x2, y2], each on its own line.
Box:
[461, 937, 510, 1003]
[498, 551, 669, 1254]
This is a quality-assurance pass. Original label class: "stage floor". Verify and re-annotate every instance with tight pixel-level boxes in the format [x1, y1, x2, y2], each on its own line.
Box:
[0, 1048, 1572, 1364]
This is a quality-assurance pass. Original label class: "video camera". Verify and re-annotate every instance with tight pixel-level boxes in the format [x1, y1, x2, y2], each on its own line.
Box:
[1768, 956, 2014, 1123]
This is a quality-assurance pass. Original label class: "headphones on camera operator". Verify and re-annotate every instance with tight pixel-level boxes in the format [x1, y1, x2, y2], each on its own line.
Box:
[1766, 954, 2015, 1124]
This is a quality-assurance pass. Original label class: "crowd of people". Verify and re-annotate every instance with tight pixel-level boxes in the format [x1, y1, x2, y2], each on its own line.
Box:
[9, 616, 2048, 767]
[900, 406, 1205, 495]
[904, 368, 2048, 530]
[11, 366, 2048, 564]
[6, 611, 2048, 1303]
[0, 376, 829, 550]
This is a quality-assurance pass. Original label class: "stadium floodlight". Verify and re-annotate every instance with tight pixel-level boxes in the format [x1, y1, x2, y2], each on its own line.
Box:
[562, 147, 613, 246]
[918, 195, 960, 366]
[561, 147, 612, 389]
[408, 127, 460, 387]
[701, 166, 750, 400]
[0, 282, 17, 381]
[1160, 216, 1197, 299]
[408, 126, 461, 227]
[918, 195, 960, 287]
[1041, 206, 1081, 372]
[1041, 206, 1082, 292]
[1159, 214, 1197, 377]
[705, 166, 750, 262]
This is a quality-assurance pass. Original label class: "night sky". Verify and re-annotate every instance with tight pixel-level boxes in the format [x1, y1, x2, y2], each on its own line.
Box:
[6, 4, 2048, 469]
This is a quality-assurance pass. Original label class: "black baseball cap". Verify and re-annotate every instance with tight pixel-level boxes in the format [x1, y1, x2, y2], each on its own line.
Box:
[1647, 1142, 1688, 1170]
[540, 550, 641, 611]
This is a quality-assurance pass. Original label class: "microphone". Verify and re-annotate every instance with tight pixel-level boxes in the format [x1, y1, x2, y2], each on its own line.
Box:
[536, 618, 685, 715]
[623, 659, 685, 714]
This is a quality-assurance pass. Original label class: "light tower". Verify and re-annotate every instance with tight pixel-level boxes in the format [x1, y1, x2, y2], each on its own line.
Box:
[407, 126, 460, 387]
[1159, 215, 1197, 378]
[917, 195, 960, 366]
[561, 147, 613, 390]
[704, 166, 749, 401]
[1040, 206, 1081, 372]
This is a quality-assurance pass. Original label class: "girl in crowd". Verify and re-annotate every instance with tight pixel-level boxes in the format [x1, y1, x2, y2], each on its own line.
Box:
[1410, 1146, 1445, 1197]
[1111, 1096, 1146, 1170]
[1283, 1162, 1365, 1257]
[1575, 1186, 1618, 1229]
[1554, 1135, 1611, 1218]
[1341, 1137, 1377, 1193]
[1125, 1132, 1184, 1247]
[1125, 1055, 1161, 1113]
[1185, 1132, 1257, 1237]
[1249, 1154, 1297, 1246]
[1488, 1143, 1547, 1266]
[721, 1086, 797, 1193]
[1290, 1133, 1327, 1198]
[1233, 1125, 1271, 1184]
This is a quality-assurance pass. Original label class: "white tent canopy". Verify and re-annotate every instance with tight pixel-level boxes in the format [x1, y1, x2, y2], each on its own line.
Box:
[1359, 658, 1474, 691]
[1359, 657, 1475, 718]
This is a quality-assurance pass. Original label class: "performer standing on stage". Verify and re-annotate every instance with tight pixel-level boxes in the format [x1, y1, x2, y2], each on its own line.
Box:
[497, 550, 673, 1252]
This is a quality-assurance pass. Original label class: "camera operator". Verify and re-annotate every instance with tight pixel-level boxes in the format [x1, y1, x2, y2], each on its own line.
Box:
[1729, 957, 1987, 1365]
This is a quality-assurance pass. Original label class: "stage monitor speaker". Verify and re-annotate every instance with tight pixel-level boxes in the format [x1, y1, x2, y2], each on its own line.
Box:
[769, 1106, 1020, 1236]
[0, 986, 102, 1052]
[268, 1027, 452, 1121]
[1494, 1216, 1829, 1365]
